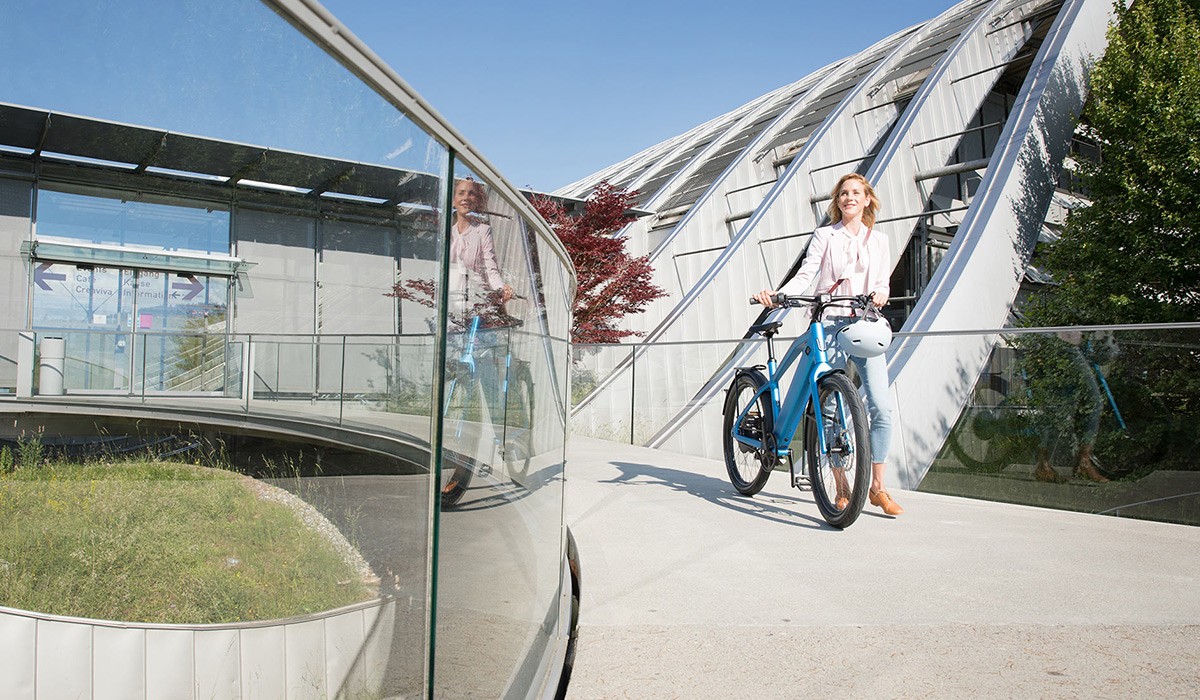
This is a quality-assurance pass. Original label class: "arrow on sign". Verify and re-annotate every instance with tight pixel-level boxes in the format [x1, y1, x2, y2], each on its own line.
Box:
[171, 275, 204, 301]
[34, 263, 66, 291]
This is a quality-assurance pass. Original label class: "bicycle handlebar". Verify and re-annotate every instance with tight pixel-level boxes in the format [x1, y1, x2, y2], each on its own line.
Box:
[750, 292, 879, 321]
[749, 292, 873, 307]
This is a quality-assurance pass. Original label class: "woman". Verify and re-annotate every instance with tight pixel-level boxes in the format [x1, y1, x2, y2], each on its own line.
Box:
[450, 177, 513, 309]
[753, 173, 903, 516]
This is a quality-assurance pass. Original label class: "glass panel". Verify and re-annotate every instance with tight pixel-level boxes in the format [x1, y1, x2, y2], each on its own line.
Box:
[32, 264, 131, 392]
[0, 331, 17, 395]
[925, 328, 1200, 526]
[133, 271, 229, 394]
[0, 178, 32, 333]
[434, 162, 568, 696]
[634, 340, 742, 445]
[317, 219, 403, 398]
[36, 186, 230, 256]
[570, 344, 636, 443]
[233, 209, 316, 335]
[0, 0, 437, 175]
[0, 3, 452, 698]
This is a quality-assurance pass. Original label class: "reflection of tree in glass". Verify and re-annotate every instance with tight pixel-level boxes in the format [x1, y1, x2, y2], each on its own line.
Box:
[1019, 0, 1200, 479]
[388, 279, 516, 330]
[1017, 332, 1112, 482]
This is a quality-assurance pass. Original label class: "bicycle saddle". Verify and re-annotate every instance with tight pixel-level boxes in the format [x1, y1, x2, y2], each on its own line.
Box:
[749, 320, 784, 337]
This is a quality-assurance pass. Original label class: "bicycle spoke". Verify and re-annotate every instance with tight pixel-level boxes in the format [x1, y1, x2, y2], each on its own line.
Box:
[723, 372, 774, 496]
[807, 374, 871, 528]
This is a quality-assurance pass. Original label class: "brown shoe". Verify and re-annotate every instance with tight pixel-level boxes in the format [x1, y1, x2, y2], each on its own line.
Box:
[1035, 461, 1067, 484]
[834, 471, 851, 511]
[869, 489, 904, 516]
[1074, 462, 1110, 483]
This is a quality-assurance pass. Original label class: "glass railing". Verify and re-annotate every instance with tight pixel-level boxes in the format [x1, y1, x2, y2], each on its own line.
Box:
[574, 324, 1200, 527]
[0, 323, 570, 697]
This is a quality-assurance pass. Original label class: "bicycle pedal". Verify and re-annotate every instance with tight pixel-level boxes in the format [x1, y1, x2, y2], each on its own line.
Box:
[478, 463, 492, 478]
[793, 475, 812, 491]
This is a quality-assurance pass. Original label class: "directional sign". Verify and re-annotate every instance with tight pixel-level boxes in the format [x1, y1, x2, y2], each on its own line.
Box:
[171, 274, 204, 301]
[34, 262, 67, 291]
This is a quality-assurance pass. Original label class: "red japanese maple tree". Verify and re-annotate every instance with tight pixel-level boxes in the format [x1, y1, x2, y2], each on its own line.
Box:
[530, 181, 666, 344]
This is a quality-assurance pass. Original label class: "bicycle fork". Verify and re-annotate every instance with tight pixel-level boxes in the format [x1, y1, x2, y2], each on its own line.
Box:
[791, 374, 855, 489]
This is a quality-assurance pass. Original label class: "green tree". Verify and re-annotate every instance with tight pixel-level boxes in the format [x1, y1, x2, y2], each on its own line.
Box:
[1026, 0, 1200, 325]
[1019, 0, 1200, 477]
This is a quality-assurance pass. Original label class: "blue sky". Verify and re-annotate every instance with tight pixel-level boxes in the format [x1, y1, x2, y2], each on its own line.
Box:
[319, 0, 958, 192]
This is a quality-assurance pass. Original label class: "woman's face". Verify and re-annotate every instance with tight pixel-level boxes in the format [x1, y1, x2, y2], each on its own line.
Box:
[454, 181, 483, 214]
[837, 179, 871, 222]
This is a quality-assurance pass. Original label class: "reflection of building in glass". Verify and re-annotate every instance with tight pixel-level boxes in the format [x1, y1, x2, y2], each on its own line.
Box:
[0, 2, 575, 698]
[565, 0, 1122, 489]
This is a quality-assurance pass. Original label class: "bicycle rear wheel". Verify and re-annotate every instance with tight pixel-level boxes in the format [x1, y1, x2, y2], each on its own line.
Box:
[806, 373, 871, 528]
[722, 371, 775, 496]
[441, 375, 482, 509]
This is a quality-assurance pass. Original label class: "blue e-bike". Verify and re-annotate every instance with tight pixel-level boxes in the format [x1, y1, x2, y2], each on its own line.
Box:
[723, 293, 875, 529]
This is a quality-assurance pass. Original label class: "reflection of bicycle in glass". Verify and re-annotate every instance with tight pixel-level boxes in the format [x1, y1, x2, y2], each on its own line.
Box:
[948, 338, 1134, 475]
[723, 293, 876, 529]
[440, 313, 534, 508]
[947, 369, 1026, 470]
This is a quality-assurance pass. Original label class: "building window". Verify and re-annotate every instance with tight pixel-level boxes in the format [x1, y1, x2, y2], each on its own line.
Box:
[36, 184, 230, 256]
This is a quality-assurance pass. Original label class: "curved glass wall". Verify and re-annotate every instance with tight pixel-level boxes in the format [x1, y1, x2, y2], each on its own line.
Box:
[0, 1, 573, 697]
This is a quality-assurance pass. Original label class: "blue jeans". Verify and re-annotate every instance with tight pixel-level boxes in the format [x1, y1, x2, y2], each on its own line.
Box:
[825, 319, 893, 463]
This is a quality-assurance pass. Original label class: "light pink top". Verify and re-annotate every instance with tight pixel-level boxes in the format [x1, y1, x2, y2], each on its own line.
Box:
[450, 217, 505, 291]
[779, 221, 890, 301]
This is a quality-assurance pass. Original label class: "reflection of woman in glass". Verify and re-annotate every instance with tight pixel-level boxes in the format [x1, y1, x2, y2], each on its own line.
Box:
[1031, 330, 1111, 483]
[450, 178, 513, 312]
[444, 177, 517, 499]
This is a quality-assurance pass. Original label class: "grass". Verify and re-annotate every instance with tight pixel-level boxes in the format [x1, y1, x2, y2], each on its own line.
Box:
[0, 459, 376, 624]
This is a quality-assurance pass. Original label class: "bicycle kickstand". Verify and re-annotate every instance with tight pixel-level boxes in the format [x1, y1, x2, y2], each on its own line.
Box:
[788, 452, 811, 491]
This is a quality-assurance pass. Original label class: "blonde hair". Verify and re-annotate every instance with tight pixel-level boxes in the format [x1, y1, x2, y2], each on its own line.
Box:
[826, 173, 881, 229]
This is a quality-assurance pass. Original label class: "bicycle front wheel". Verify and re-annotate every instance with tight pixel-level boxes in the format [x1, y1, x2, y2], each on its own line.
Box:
[806, 373, 871, 528]
[722, 371, 775, 496]
[441, 376, 482, 508]
[504, 365, 534, 485]
[948, 374, 1015, 471]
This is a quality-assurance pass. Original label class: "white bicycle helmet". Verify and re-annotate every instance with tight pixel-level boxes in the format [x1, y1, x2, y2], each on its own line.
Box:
[833, 314, 892, 358]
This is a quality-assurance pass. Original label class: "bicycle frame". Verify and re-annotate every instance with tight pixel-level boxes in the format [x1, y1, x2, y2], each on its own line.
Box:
[731, 318, 845, 459]
[444, 315, 481, 418]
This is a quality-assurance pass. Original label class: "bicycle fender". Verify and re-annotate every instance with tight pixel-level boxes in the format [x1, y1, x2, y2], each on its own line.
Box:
[724, 367, 769, 416]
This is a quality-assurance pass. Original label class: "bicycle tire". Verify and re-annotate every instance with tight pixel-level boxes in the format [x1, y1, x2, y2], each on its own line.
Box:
[504, 365, 534, 484]
[441, 376, 482, 509]
[806, 373, 871, 528]
[947, 374, 1016, 470]
[722, 370, 775, 496]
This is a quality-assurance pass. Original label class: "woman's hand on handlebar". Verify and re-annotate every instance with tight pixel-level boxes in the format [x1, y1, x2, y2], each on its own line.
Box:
[752, 289, 780, 307]
[869, 291, 887, 308]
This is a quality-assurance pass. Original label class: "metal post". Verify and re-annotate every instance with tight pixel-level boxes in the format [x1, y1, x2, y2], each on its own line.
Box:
[338, 335, 347, 425]
[37, 336, 64, 396]
[630, 349, 636, 444]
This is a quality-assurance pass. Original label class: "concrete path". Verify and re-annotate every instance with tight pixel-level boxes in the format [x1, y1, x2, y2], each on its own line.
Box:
[563, 436, 1200, 698]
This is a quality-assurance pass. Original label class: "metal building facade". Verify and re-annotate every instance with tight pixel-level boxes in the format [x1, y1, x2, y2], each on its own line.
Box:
[564, 0, 1123, 488]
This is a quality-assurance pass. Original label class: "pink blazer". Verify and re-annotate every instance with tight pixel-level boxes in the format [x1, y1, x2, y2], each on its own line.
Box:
[450, 219, 505, 291]
[779, 222, 890, 299]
